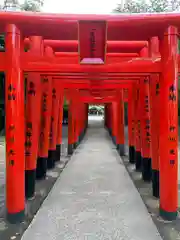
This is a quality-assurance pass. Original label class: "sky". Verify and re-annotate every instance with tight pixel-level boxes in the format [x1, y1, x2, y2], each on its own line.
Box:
[0, 0, 120, 14]
[42, 0, 120, 14]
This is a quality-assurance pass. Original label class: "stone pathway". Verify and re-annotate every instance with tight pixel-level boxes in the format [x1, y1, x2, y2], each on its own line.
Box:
[21, 118, 162, 240]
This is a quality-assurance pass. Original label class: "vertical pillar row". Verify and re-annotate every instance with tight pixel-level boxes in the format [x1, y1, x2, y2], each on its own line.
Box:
[73, 92, 79, 148]
[108, 103, 112, 136]
[135, 82, 142, 171]
[78, 101, 82, 143]
[56, 89, 64, 161]
[117, 90, 125, 156]
[128, 86, 136, 163]
[81, 103, 86, 140]
[112, 101, 118, 145]
[68, 99, 74, 155]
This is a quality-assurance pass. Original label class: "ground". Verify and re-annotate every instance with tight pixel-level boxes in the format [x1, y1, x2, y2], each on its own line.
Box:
[21, 117, 162, 240]
[0, 116, 180, 239]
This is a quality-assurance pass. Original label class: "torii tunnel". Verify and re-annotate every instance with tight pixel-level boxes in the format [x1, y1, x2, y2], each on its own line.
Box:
[1, 11, 180, 223]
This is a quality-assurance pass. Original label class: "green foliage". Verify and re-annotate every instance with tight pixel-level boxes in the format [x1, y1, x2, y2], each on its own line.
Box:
[63, 98, 68, 110]
[0, 35, 5, 51]
[20, 0, 44, 12]
[2, 0, 44, 12]
[114, 0, 180, 13]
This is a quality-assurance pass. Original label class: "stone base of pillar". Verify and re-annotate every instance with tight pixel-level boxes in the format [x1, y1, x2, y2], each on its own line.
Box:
[79, 133, 82, 142]
[135, 151, 142, 171]
[7, 209, 25, 224]
[129, 146, 135, 163]
[25, 169, 36, 199]
[152, 169, 159, 198]
[68, 144, 73, 155]
[47, 150, 56, 169]
[142, 157, 152, 181]
[112, 136, 116, 145]
[83, 129, 86, 138]
[74, 142, 78, 149]
[36, 157, 47, 180]
[55, 144, 61, 162]
[119, 144, 125, 156]
[159, 208, 177, 221]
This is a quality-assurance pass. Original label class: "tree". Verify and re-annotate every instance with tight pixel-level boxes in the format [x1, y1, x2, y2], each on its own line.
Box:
[3, 0, 44, 12]
[20, 0, 44, 12]
[114, 0, 180, 13]
[3, 0, 20, 10]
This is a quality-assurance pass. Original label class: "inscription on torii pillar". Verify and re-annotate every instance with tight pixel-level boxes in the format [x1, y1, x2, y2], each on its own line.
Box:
[78, 20, 107, 64]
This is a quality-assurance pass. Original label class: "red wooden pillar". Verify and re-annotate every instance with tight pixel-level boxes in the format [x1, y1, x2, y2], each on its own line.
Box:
[25, 36, 43, 199]
[81, 103, 86, 140]
[111, 103, 115, 141]
[48, 80, 60, 169]
[109, 103, 113, 135]
[107, 103, 111, 134]
[112, 101, 118, 145]
[135, 82, 142, 171]
[128, 86, 136, 163]
[36, 76, 52, 179]
[117, 90, 125, 156]
[149, 37, 160, 197]
[83, 104, 86, 136]
[159, 26, 178, 220]
[139, 47, 152, 181]
[73, 91, 79, 148]
[78, 102, 82, 142]
[140, 76, 151, 181]
[149, 74, 160, 197]
[36, 46, 54, 179]
[74, 117, 78, 148]
[68, 99, 74, 155]
[78, 101, 83, 143]
[81, 103, 85, 139]
[5, 24, 25, 223]
[56, 89, 64, 161]
[85, 103, 89, 130]
[116, 101, 121, 149]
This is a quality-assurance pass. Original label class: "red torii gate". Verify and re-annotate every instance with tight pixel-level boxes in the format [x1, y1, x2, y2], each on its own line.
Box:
[23, 37, 142, 181]
[0, 11, 179, 224]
